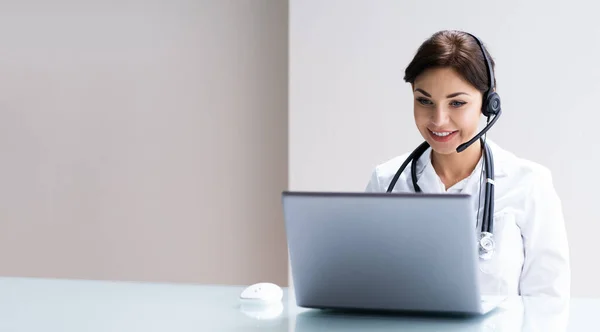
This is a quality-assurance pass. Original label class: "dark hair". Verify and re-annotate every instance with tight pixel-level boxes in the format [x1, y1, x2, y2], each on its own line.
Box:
[404, 30, 496, 94]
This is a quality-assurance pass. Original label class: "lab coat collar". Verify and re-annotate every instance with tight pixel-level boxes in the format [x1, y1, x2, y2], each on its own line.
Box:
[414, 139, 508, 193]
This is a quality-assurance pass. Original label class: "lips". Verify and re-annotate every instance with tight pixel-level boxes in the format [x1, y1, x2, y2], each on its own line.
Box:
[428, 129, 458, 143]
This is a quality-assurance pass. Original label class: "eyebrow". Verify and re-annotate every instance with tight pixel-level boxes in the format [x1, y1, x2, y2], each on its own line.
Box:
[414, 88, 431, 97]
[414, 88, 470, 98]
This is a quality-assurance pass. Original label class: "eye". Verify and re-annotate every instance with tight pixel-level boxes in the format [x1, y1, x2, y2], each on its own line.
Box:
[450, 100, 467, 108]
[416, 97, 433, 106]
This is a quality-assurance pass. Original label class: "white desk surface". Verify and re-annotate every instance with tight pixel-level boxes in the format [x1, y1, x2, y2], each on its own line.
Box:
[0, 276, 597, 331]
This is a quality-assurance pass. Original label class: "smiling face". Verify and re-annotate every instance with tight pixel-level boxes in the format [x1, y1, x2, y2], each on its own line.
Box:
[413, 67, 483, 155]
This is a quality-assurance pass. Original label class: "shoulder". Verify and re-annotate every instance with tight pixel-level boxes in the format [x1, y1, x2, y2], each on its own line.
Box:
[365, 151, 414, 192]
[374, 152, 413, 178]
[490, 141, 555, 192]
[490, 140, 563, 231]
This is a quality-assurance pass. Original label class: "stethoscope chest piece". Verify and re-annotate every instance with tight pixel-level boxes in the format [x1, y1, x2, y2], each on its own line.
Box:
[478, 231, 495, 260]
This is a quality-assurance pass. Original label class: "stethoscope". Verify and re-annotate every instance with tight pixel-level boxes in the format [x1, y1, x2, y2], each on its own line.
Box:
[385, 33, 502, 260]
[385, 137, 496, 260]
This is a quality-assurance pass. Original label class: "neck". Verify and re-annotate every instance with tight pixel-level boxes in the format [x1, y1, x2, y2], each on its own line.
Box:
[431, 140, 483, 190]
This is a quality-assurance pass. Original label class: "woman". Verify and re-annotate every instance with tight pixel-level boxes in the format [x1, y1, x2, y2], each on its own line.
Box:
[365, 30, 570, 298]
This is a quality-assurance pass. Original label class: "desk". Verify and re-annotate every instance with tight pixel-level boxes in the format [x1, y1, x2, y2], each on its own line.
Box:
[0, 277, 597, 331]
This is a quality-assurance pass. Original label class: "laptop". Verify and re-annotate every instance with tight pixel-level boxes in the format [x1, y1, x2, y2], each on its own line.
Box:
[282, 191, 505, 316]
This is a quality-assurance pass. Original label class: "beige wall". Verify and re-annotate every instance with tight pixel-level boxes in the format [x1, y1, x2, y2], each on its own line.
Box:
[0, 1, 288, 286]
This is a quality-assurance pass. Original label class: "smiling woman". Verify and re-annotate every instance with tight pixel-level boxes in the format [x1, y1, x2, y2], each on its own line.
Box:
[404, 30, 497, 186]
[365, 30, 571, 298]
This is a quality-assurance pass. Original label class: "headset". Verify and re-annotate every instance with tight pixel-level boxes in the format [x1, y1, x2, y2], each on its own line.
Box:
[386, 32, 502, 260]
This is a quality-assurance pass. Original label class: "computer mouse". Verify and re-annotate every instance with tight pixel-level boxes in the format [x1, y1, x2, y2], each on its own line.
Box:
[240, 301, 284, 320]
[239, 282, 283, 303]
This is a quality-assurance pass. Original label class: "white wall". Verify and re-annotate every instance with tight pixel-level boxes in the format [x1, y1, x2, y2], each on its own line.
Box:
[290, 0, 600, 296]
[0, 0, 289, 286]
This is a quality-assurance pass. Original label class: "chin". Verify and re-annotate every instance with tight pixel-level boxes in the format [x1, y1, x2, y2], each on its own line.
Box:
[428, 143, 458, 155]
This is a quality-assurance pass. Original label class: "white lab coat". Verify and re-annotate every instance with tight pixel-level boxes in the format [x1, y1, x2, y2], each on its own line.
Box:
[365, 139, 570, 298]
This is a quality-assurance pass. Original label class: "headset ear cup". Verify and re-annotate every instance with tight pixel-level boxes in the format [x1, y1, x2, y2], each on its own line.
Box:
[483, 92, 501, 117]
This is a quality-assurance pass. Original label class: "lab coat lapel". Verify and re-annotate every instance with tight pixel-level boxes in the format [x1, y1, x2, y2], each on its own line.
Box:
[462, 140, 509, 196]
[414, 147, 445, 193]
[460, 141, 509, 227]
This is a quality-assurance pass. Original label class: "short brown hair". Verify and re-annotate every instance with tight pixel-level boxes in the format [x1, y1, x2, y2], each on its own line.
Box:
[404, 30, 496, 94]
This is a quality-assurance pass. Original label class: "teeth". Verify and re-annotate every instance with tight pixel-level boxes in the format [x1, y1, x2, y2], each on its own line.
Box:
[432, 131, 454, 137]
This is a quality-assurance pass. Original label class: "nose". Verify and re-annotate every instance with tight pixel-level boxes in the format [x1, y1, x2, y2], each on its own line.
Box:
[430, 105, 449, 127]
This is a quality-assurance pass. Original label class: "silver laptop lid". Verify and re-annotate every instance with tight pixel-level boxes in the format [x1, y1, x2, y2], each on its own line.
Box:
[282, 191, 483, 314]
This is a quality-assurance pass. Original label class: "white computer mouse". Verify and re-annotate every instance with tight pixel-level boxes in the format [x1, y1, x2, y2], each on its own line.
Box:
[239, 301, 284, 320]
[239, 282, 283, 303]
